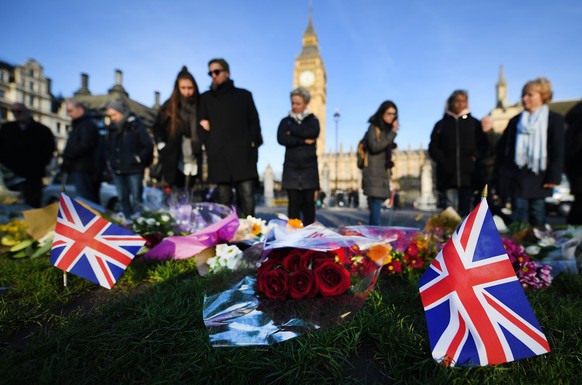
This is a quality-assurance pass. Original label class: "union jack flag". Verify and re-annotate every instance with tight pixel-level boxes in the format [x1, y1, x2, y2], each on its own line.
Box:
[50, 193, 146, 289]
[418, 199, 550, 367]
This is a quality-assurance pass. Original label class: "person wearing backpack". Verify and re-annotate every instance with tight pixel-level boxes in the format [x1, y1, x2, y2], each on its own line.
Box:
[105, 100, 153, 217]
[361, 100, 399, 225]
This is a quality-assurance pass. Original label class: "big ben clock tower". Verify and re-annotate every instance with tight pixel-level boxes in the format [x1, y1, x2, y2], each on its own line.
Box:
[294, 12, 327, 158]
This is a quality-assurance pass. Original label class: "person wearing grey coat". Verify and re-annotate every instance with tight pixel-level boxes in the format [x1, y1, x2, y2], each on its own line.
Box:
[362, 100, 398, 225]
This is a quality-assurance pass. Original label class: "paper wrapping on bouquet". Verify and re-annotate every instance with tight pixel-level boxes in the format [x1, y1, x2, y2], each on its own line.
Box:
[143, 203, 239, 261]
[339, 225, 419, 252]
[202, 222, 396, 347]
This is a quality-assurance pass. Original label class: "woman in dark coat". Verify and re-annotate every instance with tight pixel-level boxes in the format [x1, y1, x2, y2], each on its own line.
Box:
[277, 87, 320, 225]
[362, 100, 398, 226]
[152, 66, 202, 190]
[495, 77, 564, 226]
[564, 101, 582, 224]
[428, 90, 486, 216]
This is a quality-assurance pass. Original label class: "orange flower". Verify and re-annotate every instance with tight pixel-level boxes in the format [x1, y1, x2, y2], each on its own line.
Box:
[287, 219, 304, 229]
[367, 244, 393, 265]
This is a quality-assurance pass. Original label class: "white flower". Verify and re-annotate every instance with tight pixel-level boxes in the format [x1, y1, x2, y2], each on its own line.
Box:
[161, 214, 171, 222]
[137, 217, 145, 224]
[525, 245, 541, 256]
[146, 218, 157, 226]
[207, 243, 244, 273]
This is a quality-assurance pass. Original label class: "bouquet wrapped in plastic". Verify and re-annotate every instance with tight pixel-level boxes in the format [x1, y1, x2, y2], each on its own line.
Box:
[202, 220, 396, 347]
[143, 203, 239, 260]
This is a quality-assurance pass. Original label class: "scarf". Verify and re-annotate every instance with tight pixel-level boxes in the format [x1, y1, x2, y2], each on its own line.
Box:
[515, 104, 549, 174]
[289, 109, 311, 124]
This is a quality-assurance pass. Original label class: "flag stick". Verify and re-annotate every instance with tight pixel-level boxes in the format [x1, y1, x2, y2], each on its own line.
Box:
[63, 271, 67, 287]
[481, 185, 488, 199]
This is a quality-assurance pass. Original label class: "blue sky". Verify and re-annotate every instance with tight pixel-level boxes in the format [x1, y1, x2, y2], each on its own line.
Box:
[3, 0, 581, 178]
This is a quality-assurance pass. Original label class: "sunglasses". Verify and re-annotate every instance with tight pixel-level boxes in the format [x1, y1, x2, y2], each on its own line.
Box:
[208, 69, 225, 77]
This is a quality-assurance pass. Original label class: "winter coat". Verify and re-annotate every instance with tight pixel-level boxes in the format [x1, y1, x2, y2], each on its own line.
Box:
[198, 79, 262, 183]
[152, 100, 202, 185]
[107, 114, 154, 175]
[277, 113, 320, 191]
[362, 124, 397, 199]
[61, 114, 100, 174]
[0, 119, 55, 178]
[494, 110, 565, 199]
[564, 102, 582, 194]
[428, 113, 486, 190]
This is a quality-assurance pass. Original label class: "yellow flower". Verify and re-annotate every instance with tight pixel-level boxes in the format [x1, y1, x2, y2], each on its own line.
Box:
[367, 244, 393, 265]
[287, 218, 304, 229]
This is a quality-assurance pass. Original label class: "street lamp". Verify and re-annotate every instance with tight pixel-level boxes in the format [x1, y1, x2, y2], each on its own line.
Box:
[334, 108, 340, 194]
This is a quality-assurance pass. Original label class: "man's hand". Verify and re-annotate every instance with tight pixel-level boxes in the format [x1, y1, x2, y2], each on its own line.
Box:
[305, 138, 315, 145]
[200, 120, 210, 131]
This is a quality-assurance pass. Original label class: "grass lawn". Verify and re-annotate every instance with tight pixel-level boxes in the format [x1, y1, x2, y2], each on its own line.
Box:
[1, 252, 581, 385]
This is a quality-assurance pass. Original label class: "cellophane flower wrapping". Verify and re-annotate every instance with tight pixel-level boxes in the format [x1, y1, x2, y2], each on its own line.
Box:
[142, 203, 239, 261]
[202, 220, 396, 347]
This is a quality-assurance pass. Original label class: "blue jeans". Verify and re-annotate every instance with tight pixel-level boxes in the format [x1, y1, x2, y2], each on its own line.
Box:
[512, 197, 545, 226]
[368, 197, 383, 226]
[217, 179, 256, 218]
[113, 173, 144, 217]
[70, 171, 97, 204]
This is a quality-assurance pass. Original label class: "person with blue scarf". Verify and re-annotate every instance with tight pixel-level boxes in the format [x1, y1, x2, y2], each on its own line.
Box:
[494, 77, 565, 226]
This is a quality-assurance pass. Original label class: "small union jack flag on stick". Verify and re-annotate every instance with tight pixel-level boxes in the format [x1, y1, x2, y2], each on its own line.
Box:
[50, 193, 146, 289]
[419, 192, 550, 367]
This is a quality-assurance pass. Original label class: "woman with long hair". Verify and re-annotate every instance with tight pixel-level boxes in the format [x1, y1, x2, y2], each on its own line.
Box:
[152, 66, 202, 190]
[361, 100, 399, 225]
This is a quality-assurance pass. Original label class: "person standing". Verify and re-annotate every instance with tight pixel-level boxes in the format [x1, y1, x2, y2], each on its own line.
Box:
[199, 58, 263, 218]
[0, 103, 55, 207]
[495, 77, 564, 226]
[62, 100, 100, 203]
[428, 90, 486, 217]
[105, 101, 153, 217]
[277, 87, 320, 225]
[152, 66, 202, 191]
[564, 101, 582, 225]
[361, 100, 399, 226]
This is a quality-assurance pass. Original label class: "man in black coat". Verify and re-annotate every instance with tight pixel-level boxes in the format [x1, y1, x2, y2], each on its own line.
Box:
[565, 101, 582, 224]
[0, 103, 55, 207]
[199, 58, 263, 218]
[62, 100, 101, 203]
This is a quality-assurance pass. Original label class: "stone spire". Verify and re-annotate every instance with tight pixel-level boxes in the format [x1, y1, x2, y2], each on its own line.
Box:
[496, 65, 507, 108]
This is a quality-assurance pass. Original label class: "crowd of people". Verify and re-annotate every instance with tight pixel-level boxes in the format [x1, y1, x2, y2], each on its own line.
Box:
[1, 68, 581, 228]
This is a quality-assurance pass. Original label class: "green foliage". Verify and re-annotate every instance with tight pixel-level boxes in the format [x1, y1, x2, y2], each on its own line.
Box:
[0, 254, 581, 385]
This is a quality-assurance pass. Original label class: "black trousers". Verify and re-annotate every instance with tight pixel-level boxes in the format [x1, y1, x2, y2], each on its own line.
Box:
[287, 189, 316, 225]
[568, 193, 582, 225]
[217, 179, 256, 218]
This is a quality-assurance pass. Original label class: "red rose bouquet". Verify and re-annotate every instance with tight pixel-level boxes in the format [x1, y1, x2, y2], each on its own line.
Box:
[203, 220, 396, 346]
[257, 248, 354, 300]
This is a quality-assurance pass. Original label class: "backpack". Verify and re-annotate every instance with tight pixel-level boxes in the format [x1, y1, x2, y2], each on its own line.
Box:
[356, 134, 368, 169]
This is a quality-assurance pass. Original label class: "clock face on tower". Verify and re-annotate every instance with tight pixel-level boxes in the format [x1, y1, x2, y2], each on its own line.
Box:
[299, 70, 315, 87]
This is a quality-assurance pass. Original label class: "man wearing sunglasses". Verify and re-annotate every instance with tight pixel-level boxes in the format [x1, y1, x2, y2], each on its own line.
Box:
[199, 58, 263, 218]
[0, 103, 56, 207]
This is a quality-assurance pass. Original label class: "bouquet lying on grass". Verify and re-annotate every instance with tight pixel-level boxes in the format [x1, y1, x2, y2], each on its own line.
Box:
[202, 220, 397, 346]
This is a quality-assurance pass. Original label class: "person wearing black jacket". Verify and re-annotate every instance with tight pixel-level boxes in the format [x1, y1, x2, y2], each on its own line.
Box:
[106, 100, 153, 217]
[495, 77, 564, 226]
[152, 66, 202, 190]
[62, 100, 100, 203]
[0, 103, 55, 207]
[199, 58, 263, 218]
[563, 102, 582, 224]
[277, 87, 320, 225]
[428, 90, 487, 217]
